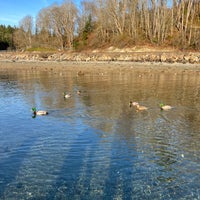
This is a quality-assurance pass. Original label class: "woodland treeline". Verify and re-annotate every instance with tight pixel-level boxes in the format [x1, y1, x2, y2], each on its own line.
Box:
[1, 0, 200, 51]
[0, 25, 15, 50]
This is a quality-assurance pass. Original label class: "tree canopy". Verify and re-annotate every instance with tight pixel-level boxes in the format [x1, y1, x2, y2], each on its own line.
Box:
[1, 0, 200, 51]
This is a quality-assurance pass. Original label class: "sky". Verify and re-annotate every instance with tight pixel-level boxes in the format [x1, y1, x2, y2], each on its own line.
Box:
[0, 0, 80, 27]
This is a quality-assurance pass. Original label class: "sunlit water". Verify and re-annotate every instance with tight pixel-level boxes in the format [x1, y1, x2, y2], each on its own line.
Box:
[0, 64, 199, 199]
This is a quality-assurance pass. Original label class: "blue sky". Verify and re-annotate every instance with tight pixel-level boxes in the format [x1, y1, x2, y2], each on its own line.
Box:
[0, 0, 80, 27]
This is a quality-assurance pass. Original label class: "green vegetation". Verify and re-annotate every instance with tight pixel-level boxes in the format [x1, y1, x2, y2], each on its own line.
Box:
[0, 25, 16, 50]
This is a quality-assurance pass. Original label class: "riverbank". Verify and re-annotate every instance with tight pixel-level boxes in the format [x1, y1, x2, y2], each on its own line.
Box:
[0, 48, 200, 64]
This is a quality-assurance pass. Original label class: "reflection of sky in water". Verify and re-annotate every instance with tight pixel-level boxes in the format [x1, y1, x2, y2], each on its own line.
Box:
[0, 68, 199, 199]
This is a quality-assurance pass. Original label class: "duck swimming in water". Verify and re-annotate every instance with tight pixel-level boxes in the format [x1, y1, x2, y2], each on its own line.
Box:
[129, 101, 148, 111]
[63, 92, 71, 99]
[32, 107, 48, 116]
[159, 103, 173, 110]
[77, 90, 82, 95]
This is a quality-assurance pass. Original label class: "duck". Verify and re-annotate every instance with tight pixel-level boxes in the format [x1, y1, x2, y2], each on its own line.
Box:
[32, 107, 48, 116]
[77, 90, 81, 95]
[77, 71, 84, 76]
[129, 101, 139, 107]
[129, 101, 148, 111]
[63, 92, 71, 99]
[159, 103, 173, 110]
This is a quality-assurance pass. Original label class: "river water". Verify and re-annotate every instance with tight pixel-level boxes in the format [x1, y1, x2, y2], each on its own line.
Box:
[0, 64, 199, 199]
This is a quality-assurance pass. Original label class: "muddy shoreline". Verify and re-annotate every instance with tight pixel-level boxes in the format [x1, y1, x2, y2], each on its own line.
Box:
[0, 60, 200, 76]
[0, 50, 200, 74]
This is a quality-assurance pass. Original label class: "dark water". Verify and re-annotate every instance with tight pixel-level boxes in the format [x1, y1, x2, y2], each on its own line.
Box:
[0, 65, 199, 199]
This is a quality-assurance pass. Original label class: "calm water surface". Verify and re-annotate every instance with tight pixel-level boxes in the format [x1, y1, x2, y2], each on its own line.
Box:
[0, 65, 199, 199]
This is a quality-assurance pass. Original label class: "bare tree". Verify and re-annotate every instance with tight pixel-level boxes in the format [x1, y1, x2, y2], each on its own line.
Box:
[126, 0, 139, 41]
[174, 0, 197, 47]
[14, 0, 200, 50]
[36, 1, 78, 50]
[95, 0, 110, 42]
[61, 0, 78, 49]
[14, 15, 33, 49]
[106, 0, 128, 35]
[36, 7, 56, 48]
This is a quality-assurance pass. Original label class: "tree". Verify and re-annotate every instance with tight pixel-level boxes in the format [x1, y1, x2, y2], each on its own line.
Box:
[77, 0, 96, 46]
[35, 1, 78, 50]
[13, 15, 33, 49]
[61, 0, 78, 49]
[106, 0, 128, 35]
[126, 0, 139, 41]
[174, 0, 198, 47]
[9, 0, 200, 50]
[0, 25, 15, 50]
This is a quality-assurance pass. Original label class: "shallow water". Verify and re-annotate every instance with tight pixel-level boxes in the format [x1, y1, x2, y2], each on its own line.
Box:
[0, 66, 200, 199]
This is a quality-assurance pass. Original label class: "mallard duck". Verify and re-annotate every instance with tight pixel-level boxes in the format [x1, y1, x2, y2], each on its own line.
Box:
[129, 101, 139, 107]
[129, 101, 148, 111]
[32, 108, 48, 116]
[159, 103, 172, 110]
[77, 71, 84, 76]
[77, 90, 81, 95]
[63, 92, 71, 99]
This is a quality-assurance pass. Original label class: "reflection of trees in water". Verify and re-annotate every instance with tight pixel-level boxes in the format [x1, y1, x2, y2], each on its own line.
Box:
[9, 70, 76, 109]
[6, 68, 200, 109]
[6, 68, 200, 155]
[75, 70, 200, 160]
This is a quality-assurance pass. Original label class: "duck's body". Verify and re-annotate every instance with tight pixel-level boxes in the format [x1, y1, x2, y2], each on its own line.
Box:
[160, 103, 172, 110]
[160, 105, 172, 110]
[35, 110, 48, 115]
[32, 108, 48, 116]
[136, 104, 148, 111]
[63, 92, 71, 99]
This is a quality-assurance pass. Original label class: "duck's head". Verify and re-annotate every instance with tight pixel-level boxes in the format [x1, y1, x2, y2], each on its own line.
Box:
[159, 103, 165, 107]
[32, 107, 37, 114]
[129, 101, 134, 107]
[32, 107, 36, 112]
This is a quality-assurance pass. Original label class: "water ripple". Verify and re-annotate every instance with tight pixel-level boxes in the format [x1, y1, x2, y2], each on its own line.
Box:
[0, 68, 200, 199]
